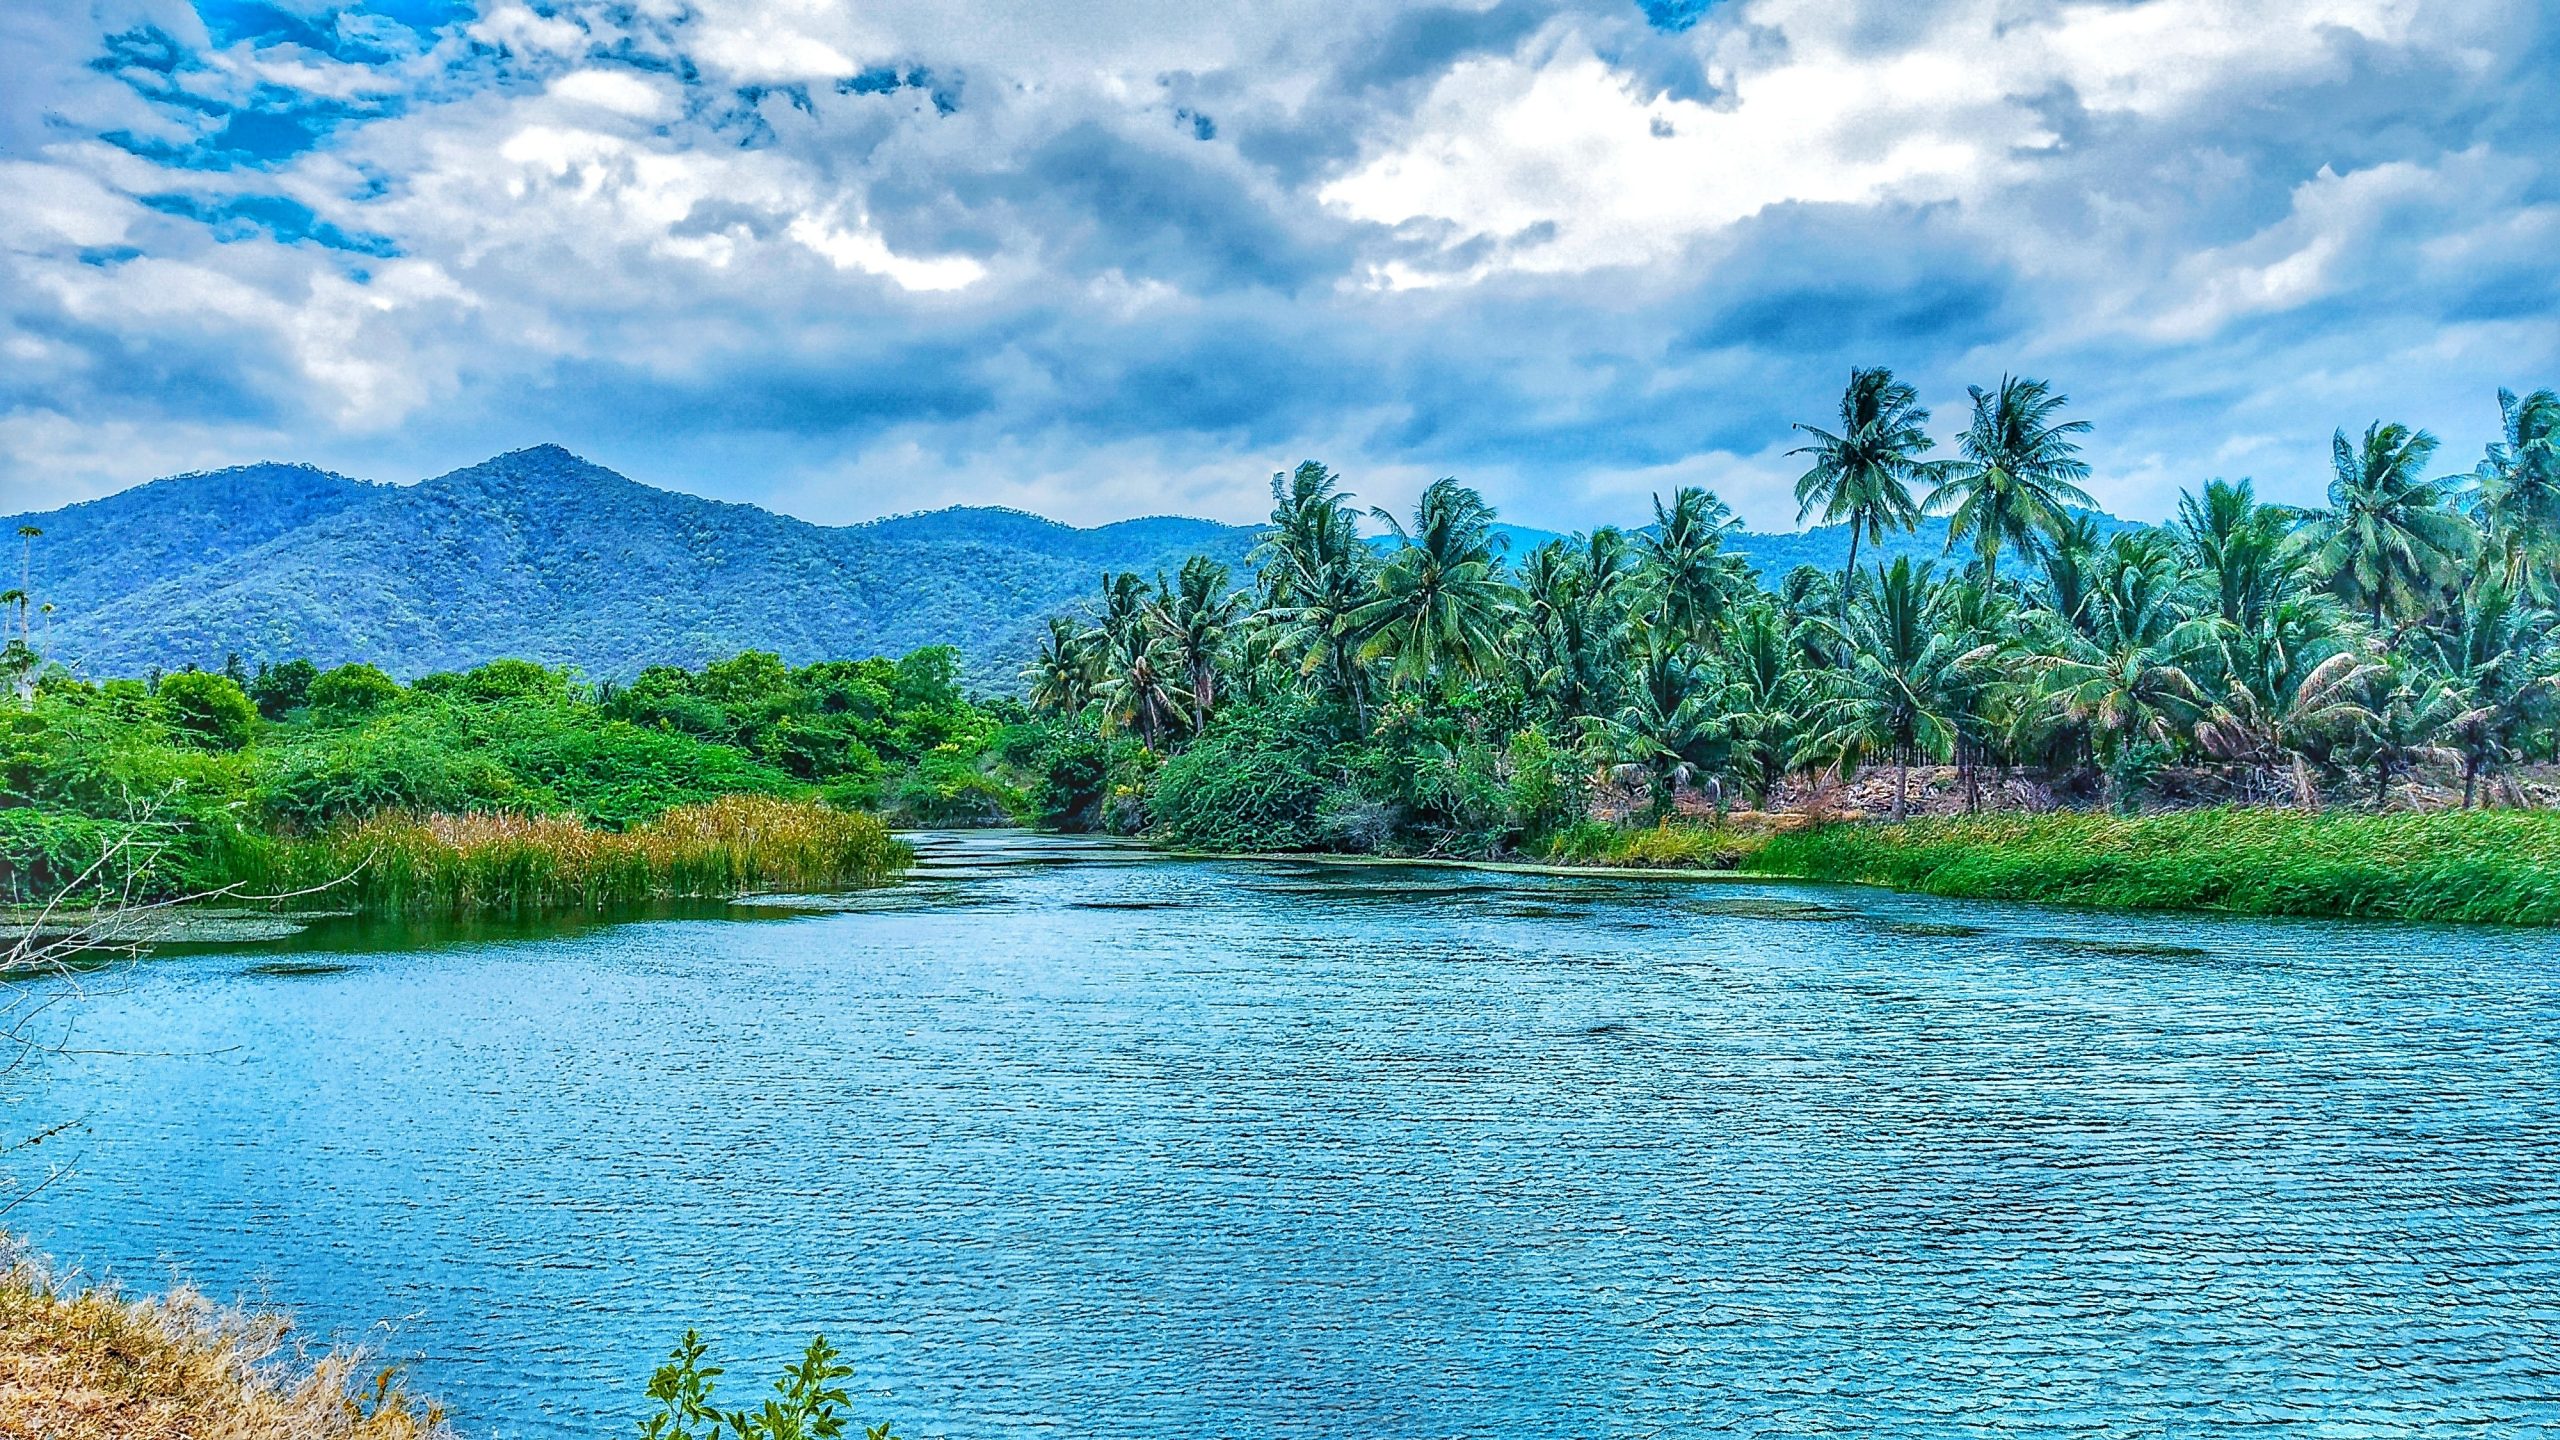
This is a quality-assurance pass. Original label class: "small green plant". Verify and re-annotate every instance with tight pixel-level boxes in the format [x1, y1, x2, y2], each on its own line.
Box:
[639, 1330, 897, 1440]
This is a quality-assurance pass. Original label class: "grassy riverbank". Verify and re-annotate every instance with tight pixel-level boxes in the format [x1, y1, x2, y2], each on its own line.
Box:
[1727, 809, 2560, 925]
[0, 1250, 445, 1438]
[246, 796, 910, 917]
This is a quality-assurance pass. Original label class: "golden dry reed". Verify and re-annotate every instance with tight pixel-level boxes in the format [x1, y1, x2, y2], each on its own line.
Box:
[272, 796, 910, 916]
[0, 1245, 446, 1440]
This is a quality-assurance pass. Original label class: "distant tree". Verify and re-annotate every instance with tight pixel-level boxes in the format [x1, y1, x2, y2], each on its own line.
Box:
[2469, 387, 2560, 592]
[249, 658, 321, 719]
[1148, 555, 1244, 733]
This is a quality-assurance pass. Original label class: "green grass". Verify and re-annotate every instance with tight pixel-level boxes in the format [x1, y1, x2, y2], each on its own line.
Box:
[247, 795, 911, 918]
[1536, 819, 1766, 869]
[1745, 807, 2560, 925]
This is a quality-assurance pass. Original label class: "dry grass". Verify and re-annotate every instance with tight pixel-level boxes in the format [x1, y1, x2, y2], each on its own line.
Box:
[254, 795, 910, 916]
[0, 1247, 446, 1440]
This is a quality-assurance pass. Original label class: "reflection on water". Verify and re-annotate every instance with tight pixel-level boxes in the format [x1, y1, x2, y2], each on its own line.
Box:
[13, 830, 2560, 1438]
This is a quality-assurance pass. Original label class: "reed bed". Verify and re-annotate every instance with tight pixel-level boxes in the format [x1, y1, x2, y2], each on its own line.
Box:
[1748, 807, 2560, 924]
[0, 1245, 446, 1439]
[270, 795, 909, 917]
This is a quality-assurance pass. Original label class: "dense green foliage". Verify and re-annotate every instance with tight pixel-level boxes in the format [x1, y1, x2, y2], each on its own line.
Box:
[1024, 378, 2560, 885]
[1748, 809, 2560, 924]
[0, 646, 1004, 906]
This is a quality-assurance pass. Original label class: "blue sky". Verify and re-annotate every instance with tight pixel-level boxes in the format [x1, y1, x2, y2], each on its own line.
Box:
[1, 0, 2553, 530]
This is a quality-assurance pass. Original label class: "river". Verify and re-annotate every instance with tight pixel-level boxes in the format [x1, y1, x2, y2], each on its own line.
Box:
[12, 831, 2560, 1436]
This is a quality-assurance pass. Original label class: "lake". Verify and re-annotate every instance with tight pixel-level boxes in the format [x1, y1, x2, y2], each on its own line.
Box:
[13, 831, 2560, 1436]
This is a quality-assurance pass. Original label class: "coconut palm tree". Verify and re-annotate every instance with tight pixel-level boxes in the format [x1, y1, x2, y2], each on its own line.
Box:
[1095, 622, 1187, 749]
[1634, 487, 1748, 651]
[1148, 555, 1243, 733]
[1348, 478, 1514, 690]
[2176, 478, 2298, 632]
[1927, 376, 2097, 579]
[1582, 626, 1728, 819]
[2293, 421, 2474, 629]
[2470, 387, 2560, 592]
[1790, 367, 1938, 621]
[1025, 615, 1098, 716]
[2415, 573, 2559, 806]
[1717, 600, 1815, 806]
[2035, 535, 2216, 803]
[1803, 557, 1986, 820]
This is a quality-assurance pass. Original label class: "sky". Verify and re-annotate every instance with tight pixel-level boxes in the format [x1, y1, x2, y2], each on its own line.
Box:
[0, 0, 2553, 531]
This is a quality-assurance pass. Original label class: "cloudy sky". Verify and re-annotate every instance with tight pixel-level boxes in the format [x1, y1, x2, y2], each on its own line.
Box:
[1, 0, 2553, 530]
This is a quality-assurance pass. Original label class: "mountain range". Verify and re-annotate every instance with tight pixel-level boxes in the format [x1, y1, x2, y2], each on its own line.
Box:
[3, 446, 2132, 691]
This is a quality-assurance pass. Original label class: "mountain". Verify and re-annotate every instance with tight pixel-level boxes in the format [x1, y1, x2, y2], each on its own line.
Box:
[7, 445, 2142, 691]
[9, 446, 1257, 691]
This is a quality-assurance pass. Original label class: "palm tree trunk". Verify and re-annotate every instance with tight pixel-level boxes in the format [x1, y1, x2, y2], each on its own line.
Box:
[1892, 751, 1909, 823]
[2291, 753, 2320, 812]
[1838, 528, 1861, 636]
[2463, 759, 2479, 810]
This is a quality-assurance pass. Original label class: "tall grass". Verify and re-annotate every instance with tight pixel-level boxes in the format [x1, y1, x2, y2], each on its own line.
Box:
[0, 1243, 446, 1438]
[1748, 807, 2560, 924]
[259, 796, 910, 917]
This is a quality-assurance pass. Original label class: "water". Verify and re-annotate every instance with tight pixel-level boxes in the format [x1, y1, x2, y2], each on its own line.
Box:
[11, 831, 2560, 1437]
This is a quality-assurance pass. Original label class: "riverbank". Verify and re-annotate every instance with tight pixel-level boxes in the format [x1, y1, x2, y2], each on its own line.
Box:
[0, 1248, 446, 1438]
[1208, 807, 2560, 926]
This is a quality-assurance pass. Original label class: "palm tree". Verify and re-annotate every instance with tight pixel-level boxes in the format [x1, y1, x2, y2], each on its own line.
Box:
[1255, 469, 1377, 718]
[1634, 487, 1747, 651]
[2177, 478, 2298, 632]
[1789, 367, 1937, 622]
[1582, 627, 1727, 819]
[1148, 555, 1243, 733]
[1095, 623, 1187, 749]
[12, 526, 36, 643]
[2471, 387, 2560, 592]
[1024, 615, 1098, 716]
[1348, 478, 1514, 690]
[2416, 573, 2558, 806]
[1717, 601, 1814, 806]
[2035, 534, 2215, 803]
[1927, 376, 2097, 579]
[1513, 536, 1630, 723]
[1803, 558, 1985, 820]
[2294, 421, 2474, 629]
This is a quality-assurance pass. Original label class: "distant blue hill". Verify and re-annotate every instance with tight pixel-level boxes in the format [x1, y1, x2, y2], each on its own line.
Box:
[9, 446, 2137, 689]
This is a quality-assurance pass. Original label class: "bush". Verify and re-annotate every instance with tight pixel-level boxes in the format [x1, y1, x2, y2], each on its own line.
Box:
[155, 672, 256, 750]
[309, 663, 401, 718]
[1149, 702, 1336, 850]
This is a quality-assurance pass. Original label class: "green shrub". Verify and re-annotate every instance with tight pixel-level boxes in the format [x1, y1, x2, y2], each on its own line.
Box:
[309, 663, 401, 718]
[640, 1330, 896, 1440]
[1149, 702, 1336, 850]
[155, 672, 256, 750]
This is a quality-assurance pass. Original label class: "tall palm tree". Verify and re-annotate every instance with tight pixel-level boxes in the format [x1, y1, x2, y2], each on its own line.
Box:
[1095, 622, 1187, 749]
[2470, 387, 2560, 592]
[1926, 376, 2097, 579]
[1349, 478, 1514, 690]
[1148, 555, 1243, 733]
[1634, 487, 1748, 652]
[1804, 558, 1985, 820]
[1717, 601, 1815, 806]
[13, 526, 36, 643]
[1024, 615, 1098, 716]
[2176, 478, 2298, 632]
[2293, 420, 2473, 629]
[1582, 626, 1727, 819]
[1789, 367, 1937, 621]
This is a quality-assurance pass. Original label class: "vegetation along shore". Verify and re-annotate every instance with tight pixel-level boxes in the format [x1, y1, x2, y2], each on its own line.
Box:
[1, 372, 2556, 924]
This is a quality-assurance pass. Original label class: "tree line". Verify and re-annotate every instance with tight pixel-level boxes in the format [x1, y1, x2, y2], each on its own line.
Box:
[1024, 374, 2560, 837]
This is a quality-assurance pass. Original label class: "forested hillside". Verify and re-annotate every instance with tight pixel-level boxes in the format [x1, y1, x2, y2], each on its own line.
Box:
[8, 446, 1258, 691]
